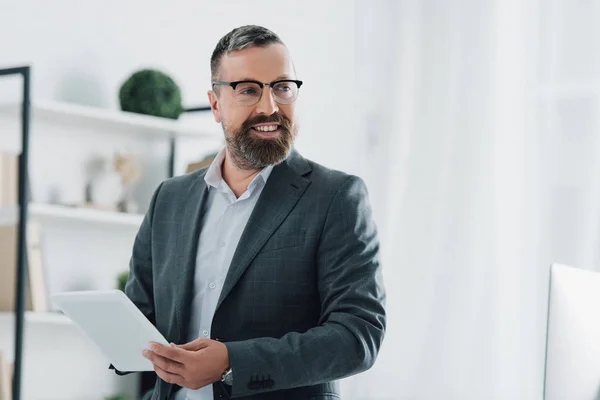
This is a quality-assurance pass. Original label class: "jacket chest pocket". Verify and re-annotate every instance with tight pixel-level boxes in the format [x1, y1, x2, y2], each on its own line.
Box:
[258, 230, 306, 253]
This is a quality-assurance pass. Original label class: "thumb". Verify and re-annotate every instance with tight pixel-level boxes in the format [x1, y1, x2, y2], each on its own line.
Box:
[179, 338, 211, 351]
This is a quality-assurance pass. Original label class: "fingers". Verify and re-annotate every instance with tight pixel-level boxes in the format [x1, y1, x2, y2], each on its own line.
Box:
[149, 342, 188, 363]
[144, 349, 185, 375]
[154, 363, 185, 386]
[179, 338, 211, 351]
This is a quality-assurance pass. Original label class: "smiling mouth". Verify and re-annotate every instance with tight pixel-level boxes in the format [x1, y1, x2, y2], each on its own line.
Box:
[251, 124, 281, 137]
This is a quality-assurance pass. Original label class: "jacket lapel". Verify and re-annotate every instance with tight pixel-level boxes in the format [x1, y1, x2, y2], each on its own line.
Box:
[216, 150, 312, 310]
[175, 171, 210, 341]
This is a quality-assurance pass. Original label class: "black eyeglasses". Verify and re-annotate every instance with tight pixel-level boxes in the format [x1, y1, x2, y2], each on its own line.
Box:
[212, 79, 303, 106]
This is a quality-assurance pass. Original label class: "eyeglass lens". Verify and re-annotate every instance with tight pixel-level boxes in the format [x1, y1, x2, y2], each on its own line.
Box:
[233, 81, 299, 106]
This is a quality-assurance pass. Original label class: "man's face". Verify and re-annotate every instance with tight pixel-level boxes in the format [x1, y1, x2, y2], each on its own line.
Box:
[208, 44, 298, 170]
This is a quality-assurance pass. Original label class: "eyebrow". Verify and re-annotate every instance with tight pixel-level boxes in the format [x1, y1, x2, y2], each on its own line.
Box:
[237, 75, 295, 82]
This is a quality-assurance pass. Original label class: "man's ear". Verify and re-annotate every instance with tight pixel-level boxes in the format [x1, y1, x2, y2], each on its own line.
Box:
[208, 90, 222, 123]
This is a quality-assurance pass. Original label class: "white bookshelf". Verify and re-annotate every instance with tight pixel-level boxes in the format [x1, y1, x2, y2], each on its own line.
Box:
[0, 98, 221, 398]
[0, 100, 220, 139]
[0, 203, 143, 228]
[0, 311, 73, 327]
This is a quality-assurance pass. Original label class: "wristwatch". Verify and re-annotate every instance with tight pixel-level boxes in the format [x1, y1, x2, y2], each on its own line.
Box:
[222, 367, 233, 386]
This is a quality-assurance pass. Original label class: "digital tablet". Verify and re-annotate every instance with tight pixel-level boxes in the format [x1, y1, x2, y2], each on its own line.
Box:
[51, 289, 168, 372]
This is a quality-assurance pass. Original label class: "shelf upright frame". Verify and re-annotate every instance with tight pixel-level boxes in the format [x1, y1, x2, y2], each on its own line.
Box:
[0, 65, 31, 400]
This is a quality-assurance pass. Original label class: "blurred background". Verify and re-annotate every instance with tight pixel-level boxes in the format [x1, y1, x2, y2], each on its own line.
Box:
[1, 0, 599, 399]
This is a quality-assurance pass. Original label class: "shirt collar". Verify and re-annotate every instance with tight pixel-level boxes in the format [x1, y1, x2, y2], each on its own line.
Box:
[204, 147, 226, 189]
[204, 147, 275, 191]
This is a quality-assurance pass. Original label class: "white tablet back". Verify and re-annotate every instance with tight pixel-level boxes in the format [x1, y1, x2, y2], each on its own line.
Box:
[51, 289, 168, 372]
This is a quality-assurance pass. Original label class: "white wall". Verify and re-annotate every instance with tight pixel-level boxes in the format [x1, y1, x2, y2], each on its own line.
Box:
[0, 0, 362, 175]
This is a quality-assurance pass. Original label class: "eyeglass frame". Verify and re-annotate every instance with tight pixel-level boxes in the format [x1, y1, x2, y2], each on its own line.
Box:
[212, 79, 303, 105]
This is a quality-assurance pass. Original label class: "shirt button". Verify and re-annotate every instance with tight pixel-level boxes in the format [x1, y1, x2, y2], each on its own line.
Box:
[219, 241, 226, 247]
[209, 282, 216, 289]
[202, 329, 209, 337]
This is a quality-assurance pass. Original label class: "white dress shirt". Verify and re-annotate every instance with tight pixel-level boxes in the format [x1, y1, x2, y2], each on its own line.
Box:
[174, 148, 274, 400]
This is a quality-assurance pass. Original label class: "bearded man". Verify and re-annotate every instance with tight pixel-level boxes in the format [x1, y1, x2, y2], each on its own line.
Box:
[116, 25, 386, 400]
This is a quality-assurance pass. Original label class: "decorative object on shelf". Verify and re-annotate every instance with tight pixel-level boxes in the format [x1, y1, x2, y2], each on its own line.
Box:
[85, 155, 123, 211]
[119, 69, 183, 120]
[85, 152, 142, 213]
[115, 153, 142, 213]
[117, 271, 129, 292]
[47, 184, 62, 205]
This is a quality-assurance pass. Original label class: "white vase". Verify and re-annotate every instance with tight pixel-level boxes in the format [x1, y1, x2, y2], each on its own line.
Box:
[89, 167, 122, 210]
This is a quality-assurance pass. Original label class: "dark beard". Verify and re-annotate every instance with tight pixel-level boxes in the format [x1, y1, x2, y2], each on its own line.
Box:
[224, 113, 294, 170]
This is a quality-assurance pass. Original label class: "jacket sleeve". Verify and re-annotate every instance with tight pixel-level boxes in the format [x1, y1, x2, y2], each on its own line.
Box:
[109, 181, 164, 375]
[224, 176, 387, 397]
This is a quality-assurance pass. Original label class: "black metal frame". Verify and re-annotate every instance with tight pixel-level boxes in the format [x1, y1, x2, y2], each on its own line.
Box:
[0, 65, 31, 400]
[183, 105, 212, 113]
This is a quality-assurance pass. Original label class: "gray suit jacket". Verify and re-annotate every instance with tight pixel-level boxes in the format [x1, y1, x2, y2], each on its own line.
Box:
[116, 149, 386, 399]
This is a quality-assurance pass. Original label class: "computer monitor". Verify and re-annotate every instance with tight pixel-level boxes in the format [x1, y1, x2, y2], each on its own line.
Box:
[544, 263, 600, 400]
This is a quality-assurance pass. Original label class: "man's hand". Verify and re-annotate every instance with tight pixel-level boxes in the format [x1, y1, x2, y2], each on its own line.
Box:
[143, 338, 230, 390]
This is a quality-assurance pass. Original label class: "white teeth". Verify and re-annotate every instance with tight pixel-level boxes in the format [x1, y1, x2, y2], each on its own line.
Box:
[254, 125, 278, 132]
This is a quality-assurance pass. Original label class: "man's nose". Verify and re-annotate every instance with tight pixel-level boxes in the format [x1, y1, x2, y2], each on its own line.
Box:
[255, 86, 279, 115]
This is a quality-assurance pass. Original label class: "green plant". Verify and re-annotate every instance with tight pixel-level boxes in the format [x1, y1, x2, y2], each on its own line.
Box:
[119, 69, 183, 119]
[117, 271, 129, 292]
[105, 395, 128, 400]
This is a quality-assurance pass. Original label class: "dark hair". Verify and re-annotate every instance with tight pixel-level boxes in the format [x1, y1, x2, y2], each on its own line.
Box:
[211, 25, 284, 82]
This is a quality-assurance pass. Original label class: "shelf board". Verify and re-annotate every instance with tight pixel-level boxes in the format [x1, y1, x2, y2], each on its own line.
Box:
[0, 100, 220, 139]
[0, 311, 73, 326]
[0, 203, 143, 228]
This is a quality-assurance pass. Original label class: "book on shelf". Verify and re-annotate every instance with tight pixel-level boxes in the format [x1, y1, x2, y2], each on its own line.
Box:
[185, 152, 218, 174]
[0, 220, 49, 313]
[0, 350, 11, 400]
[0, 151, 18, 207]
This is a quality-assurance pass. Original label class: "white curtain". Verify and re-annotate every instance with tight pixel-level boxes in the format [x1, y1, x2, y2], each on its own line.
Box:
[346, 0, 600, 399]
